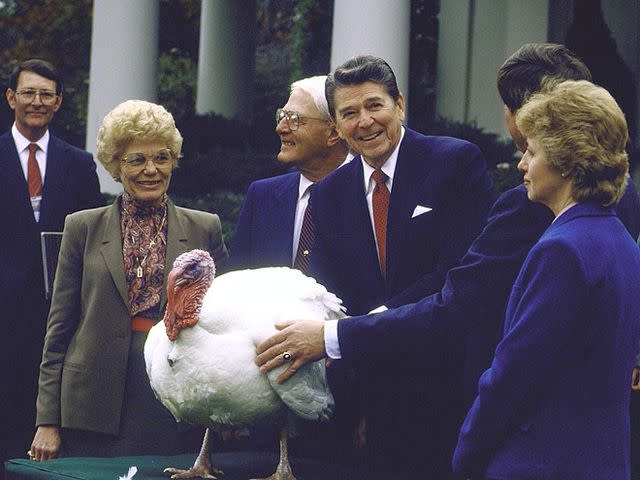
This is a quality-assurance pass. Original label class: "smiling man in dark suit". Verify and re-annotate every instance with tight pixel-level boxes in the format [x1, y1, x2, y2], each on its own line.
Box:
[0, 59, 103, 470]
[311, 56, 493, 317]
[230, 75, 348, 272]
[306, 55, 492, 476]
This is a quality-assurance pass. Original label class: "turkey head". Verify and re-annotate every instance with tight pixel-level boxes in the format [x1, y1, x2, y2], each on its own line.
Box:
[164, 249, 215, 341]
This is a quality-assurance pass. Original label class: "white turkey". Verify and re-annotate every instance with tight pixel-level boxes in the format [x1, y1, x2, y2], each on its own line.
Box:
[144, 249, 344, 479]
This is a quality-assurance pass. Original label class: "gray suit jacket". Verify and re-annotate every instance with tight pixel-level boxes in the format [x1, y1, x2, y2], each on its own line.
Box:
[36, 198, 228, 435]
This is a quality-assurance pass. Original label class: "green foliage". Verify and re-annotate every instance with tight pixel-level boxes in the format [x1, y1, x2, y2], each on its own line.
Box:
[157, 49, 198, 124]
[490, 161, 523, 198]
[290, 0, 333, 81]
[408, 0, 440, 128]
[417, 116, 517, 169]
[169, 144, 287, 196]
[170, 191, 245, 243]
[0, 0, 92, 147]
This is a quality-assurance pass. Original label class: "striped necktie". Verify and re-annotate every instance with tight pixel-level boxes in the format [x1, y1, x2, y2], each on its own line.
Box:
[294, 185, 315, 275]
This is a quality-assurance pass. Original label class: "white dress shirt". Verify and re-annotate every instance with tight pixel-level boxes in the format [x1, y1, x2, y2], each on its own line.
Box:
[324, 127, 405, 359]
[292, 155, 353, 264]
[13, 123, 50, 222]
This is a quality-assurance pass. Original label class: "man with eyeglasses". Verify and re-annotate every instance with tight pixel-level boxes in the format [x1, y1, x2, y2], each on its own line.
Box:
[230, 75, 349, 272]
[0, 58, 102, 471]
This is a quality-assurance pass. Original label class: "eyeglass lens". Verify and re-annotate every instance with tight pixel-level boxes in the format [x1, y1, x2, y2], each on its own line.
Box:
[275, 109, 299, 130]
[122, 150, 173, 168]
[16, 90, 57, 104]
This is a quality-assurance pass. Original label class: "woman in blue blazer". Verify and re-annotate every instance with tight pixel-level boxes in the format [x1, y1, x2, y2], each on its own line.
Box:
[453, 80, 640, 479]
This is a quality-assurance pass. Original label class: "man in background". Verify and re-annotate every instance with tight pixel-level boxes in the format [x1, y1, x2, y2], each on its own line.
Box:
[230, 75, 348, 273]
[0, 59, 103, 471]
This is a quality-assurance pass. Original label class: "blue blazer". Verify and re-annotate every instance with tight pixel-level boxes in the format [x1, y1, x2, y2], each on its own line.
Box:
[453, 201, 640, 479]
[229, 171, 299, 270]
[311, 128, 494, 316]
[335, 181, 640, 477]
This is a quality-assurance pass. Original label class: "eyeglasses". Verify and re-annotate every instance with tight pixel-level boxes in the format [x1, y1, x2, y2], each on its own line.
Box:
[14, 89, 58, 105]
[121, 148, 174, 169]
[275, 108, 327, 131]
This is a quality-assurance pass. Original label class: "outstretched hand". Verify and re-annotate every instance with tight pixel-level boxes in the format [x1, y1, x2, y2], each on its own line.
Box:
[255, 319, 326, 383]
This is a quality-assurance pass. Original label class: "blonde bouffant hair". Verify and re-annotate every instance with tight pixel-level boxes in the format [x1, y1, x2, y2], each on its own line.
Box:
[96, 100, 183, 181]
[516, 80, 628, 206]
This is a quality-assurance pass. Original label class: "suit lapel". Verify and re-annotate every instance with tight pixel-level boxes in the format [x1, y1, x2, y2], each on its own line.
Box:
[271, 172, 298, 264]
[386, 129, 432, 287]
[161, 200, 189, 311]
[1, 131, 36, 228]
[39, 135, 67, 229]
[346, 158, 385, 286]
[100, 201, 129, 310]
[98, 199, 192, 315]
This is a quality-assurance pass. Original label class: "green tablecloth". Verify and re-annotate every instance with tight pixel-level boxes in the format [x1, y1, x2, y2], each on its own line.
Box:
[5, 451, 386, 480]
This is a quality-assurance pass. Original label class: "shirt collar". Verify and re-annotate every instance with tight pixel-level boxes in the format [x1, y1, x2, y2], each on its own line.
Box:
[12, 123, 50, 155]
[298, 173, 315, 201]
[362, 126, 405, 188]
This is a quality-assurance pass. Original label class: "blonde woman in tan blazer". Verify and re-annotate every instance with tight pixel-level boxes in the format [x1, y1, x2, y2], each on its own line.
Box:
[29, 100, 228, 461]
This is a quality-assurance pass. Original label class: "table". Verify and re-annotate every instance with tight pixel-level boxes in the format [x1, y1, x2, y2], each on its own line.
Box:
[5, 451, 388, 479]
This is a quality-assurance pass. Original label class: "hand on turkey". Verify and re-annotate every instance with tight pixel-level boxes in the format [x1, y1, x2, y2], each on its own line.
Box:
[256, 319, 326, 383]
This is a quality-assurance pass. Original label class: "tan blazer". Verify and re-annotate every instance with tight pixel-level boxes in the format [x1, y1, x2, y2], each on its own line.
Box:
[36, 198, 228, 435]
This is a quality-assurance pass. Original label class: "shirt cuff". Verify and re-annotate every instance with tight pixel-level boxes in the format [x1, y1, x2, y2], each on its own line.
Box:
[324, 319, 342, 359]
[368, 304, 388, 314]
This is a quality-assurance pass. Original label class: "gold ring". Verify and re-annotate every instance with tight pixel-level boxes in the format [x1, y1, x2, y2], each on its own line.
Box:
[282, 351, 292, 362]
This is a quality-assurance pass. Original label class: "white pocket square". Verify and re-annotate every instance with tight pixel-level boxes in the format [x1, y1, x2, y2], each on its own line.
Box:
[411, 205, 433, 218]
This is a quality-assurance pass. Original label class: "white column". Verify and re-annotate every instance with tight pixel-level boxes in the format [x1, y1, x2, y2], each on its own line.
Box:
[436, 0, 548, 138]
[330, 0, 411, 116]
[196, 0, 255, 118]
[435, 0, 474, 123]
[86, 0, 159, 194]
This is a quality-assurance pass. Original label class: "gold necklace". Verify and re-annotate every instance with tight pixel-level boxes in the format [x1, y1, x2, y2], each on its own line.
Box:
[129, 209, 167, 278]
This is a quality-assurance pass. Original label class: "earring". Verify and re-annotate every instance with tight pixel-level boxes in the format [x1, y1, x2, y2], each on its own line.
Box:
[561, 172, 566, 178]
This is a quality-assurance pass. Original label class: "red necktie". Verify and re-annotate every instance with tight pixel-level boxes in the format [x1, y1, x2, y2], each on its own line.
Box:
[372, 169, 389, 277]
[27, 143, 42, 198]
[294, 185, 315, 275]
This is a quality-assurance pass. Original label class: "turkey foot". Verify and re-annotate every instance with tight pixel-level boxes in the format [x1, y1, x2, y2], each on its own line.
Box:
[164, 428, 224, 479]
[250, 425, 296, 480]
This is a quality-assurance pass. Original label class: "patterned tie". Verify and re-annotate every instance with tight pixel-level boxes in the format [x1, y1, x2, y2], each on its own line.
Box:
[372, 169, 389, 277]
[27, 143, 42, 198]
[294, 185, 315, 275]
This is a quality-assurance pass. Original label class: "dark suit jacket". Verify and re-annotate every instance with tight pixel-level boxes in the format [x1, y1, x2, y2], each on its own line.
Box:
[309, 128, 492, 476]
[0, 130, 103, 304]
[229, 171, 299, 270]
[0, 130, 103, 457]
[36, 199, 229, 435]
[311, 128, 494, 316]
[453, 202, 640, 479]
[336, 180, 640, 478]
